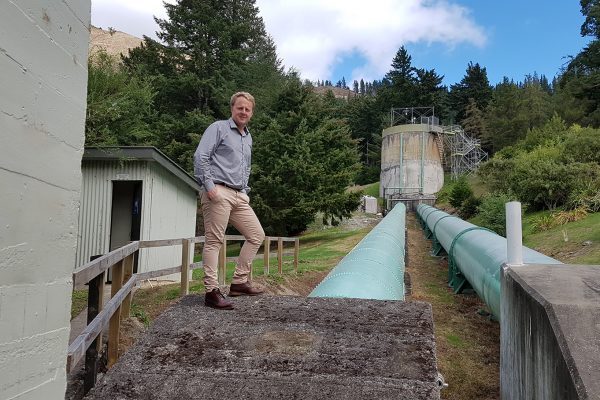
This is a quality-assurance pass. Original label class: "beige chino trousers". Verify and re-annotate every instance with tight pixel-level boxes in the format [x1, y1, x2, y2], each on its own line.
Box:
[201, 185, 265, 291]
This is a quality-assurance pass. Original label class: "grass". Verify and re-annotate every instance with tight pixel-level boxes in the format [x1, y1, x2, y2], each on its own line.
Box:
[406, 213, 499, 400]
[348, 181, 383, 208]
[130, 303, 151, 326]
[71, 289, 88, 319]
[523, 210, 600, 264]
[362, 181, 380, 198]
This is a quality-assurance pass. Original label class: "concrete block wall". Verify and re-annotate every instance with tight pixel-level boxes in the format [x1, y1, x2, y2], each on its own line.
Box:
[501, 264, 600, 400]
[0, 1, 90, 399]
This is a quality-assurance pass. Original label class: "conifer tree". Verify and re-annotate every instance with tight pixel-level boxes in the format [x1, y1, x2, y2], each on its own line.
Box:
[377, 46, 418, 111]
[449, 61, 492, 122]
[461, 98, 487, 145]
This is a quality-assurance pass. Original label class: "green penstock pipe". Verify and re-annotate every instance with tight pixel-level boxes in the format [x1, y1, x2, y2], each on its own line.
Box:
[416, 204, 562, 319]
[309, 203, 406, 300]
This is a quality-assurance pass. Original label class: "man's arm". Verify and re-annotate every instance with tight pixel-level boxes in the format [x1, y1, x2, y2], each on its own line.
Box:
[194, 123, 220, 192]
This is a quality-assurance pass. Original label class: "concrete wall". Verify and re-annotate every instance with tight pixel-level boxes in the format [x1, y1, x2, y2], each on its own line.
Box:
[380, 124, 444, 197]
[0, 1, 90, 399]
[501, 264, 600, 400]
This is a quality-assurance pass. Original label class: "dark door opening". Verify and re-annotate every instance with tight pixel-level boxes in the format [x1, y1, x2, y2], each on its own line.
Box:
[108, 181, 142, 281]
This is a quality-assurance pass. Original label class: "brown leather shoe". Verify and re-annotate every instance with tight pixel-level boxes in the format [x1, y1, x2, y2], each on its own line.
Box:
[204, 288, 234, 309]
[229, 282, 264, 296]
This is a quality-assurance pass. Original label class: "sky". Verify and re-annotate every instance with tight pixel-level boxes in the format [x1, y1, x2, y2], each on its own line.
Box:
[91, 0, 591, 87]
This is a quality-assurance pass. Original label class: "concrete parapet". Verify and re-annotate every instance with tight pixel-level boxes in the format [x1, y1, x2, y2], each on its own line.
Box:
[501, 264, 600, 400]
[87, 296, 441, 399]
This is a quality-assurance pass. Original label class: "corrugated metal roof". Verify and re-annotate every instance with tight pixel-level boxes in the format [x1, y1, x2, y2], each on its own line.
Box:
[83, 147, 201, 192]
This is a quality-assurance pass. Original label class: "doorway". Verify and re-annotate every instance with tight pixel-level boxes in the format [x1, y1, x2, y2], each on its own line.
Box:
[109, 181, 142, 278]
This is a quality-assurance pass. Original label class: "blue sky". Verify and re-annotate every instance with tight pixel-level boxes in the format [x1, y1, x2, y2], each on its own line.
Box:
[92, 1, 591, 87]
[329, 1, 591, 86]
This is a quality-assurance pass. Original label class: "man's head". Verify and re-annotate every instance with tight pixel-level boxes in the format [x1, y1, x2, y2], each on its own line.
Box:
[230, 92, 255, 131]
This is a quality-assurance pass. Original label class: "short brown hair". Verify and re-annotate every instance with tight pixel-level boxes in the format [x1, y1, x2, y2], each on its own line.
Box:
[230, 92, 255, 108]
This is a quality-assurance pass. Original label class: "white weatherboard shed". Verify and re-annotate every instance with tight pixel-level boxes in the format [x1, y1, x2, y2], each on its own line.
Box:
[75, 147, 200, 281]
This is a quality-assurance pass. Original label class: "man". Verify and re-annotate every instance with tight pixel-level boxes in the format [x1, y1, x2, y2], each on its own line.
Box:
[194, 92, 265, 310]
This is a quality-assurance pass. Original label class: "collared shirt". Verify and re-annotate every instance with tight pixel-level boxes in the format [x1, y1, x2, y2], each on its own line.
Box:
[194, 118, 252, 194]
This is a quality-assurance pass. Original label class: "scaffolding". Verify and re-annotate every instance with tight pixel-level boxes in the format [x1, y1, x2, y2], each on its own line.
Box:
[388, 107, 487, 180]
[390, 107, 439, 127]
[442, 125, 488, 180]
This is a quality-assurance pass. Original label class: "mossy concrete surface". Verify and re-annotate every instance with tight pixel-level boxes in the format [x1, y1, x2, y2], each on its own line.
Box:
[86, 295, 440, 399]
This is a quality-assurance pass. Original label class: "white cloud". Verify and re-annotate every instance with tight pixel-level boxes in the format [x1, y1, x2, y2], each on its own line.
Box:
[91, 0, 486, 83]
[256, 0, 487, 82]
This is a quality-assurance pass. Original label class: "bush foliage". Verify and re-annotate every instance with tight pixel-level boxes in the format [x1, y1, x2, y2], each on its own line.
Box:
[449, 177, 473, 209]
[478, 118, 600, 212]
[477, 192, 515, 236]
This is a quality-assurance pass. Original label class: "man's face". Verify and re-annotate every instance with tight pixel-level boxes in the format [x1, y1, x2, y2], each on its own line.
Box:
[231, 97, 254, 130]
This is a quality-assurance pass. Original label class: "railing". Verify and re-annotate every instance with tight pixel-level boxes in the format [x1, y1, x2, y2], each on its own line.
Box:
[68, 234, 299, 395]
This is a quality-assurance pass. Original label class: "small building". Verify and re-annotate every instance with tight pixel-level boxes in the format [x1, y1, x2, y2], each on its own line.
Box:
[75, 147, 200, 281]
[361, 195, 378, 214]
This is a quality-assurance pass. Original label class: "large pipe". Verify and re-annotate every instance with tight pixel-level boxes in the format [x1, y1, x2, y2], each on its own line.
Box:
[309, 203, 406, 300]
[416, 204, 561, 319]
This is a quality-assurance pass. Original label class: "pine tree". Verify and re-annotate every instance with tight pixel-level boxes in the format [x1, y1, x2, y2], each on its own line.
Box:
[415, 68, 448, 121]
[360, 79, 365, 94]
[461, 98, 487, 145]
[121, 0, 283, 168]
[559, 0, 600, 126]
[378, 46, 418, 111]
[86, 50, 157, 148]
[251, 74, 361, 234]
[449, 61, 492, 122]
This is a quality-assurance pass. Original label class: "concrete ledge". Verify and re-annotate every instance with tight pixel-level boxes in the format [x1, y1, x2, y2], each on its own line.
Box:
[86, 295, 440, 399]
[501, 264, 600, 400]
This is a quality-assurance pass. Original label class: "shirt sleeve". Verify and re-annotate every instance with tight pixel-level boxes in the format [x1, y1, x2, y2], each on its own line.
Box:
[241, 133, 253, 194]
[194, 122, 220, 192]
[243, 151, 251, 194]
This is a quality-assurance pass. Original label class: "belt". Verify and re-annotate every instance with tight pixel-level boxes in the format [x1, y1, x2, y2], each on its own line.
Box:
[215, 182, 241, 191]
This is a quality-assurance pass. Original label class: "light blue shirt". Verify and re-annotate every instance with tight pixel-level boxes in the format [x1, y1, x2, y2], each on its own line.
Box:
[194, 118, 252, 194]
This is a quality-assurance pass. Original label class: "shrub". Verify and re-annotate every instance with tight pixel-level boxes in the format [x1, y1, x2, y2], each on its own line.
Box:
[509, 146, 600, 210]
[477, 157, 515, 194]
[531, 214, 556, 233]
[449, 176, 473, 208]
[477, 192, 516, 236]
[552, 207, 588, 225]
[460, 195, 481, 219]
[561, 126, 600, 164]
[567, 183, 600, 212]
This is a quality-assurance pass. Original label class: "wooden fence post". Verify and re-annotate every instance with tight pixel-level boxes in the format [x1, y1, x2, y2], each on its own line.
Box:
[294, 238, 299, 273]
[218, 239, 227, 286]
[278, 237, 283, 273]
[84, 271, 105, 394]
[108, 261, 124, 368]
[121, 253, 135, 319]
[263, 237, 270, 275]
[180, 239, 191, 296]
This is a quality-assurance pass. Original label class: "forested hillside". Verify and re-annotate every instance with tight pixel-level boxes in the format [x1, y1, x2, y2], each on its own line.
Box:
[85, 0, 600, 235]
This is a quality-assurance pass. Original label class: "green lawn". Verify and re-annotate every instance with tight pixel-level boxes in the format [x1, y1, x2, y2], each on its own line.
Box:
[523, 211, 600, 265]
[180, 224, 374, 296]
